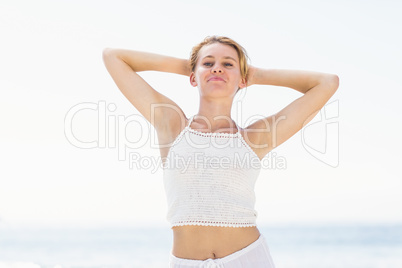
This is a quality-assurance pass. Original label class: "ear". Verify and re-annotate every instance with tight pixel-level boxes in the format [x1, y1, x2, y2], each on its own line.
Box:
[238, 77, 247, 89]
[190, 72, 197, 87]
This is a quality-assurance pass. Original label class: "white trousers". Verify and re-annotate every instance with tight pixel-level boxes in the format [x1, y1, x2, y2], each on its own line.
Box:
[168, 234, 275, 268]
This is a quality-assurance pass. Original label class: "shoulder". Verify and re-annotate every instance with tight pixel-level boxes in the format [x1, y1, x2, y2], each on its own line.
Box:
[157, 112, 189, 157]
[241, 119, 273, 160]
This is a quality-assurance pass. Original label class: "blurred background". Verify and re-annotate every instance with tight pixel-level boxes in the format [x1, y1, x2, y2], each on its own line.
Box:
[0, 0, 401, 267]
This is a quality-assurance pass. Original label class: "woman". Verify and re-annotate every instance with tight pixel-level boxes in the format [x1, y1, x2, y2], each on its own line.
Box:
[103, 36, 339, 267]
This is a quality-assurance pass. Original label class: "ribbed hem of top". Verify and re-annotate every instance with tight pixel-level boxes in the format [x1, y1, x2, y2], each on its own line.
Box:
[171, 221, 257, 228]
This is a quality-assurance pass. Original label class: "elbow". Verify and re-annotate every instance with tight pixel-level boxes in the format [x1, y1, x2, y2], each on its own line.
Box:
[102, 48, 123, 69]
[331, 74, 340, 89]
[102, 48, 114, 60]
[102, 48, 121, 63]
[324, 74, 339, 92]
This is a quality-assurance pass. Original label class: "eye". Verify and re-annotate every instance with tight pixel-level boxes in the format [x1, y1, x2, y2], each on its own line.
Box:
[224, 62, 234, 67]
[203, 62, 213, 67]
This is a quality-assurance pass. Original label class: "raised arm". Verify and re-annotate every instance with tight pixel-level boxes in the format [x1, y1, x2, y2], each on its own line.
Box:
[245, 67, 339, 158]
[102, 48, 190, 131]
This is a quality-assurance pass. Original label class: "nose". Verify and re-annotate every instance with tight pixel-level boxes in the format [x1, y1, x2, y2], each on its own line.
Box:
[212, 64, 223, 73]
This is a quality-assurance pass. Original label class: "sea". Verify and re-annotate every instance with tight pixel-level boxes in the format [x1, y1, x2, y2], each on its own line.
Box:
[0, 224, 401, 268]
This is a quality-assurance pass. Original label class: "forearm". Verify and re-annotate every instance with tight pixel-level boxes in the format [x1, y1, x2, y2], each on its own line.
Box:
[103, 48, 190, 76]
[250, 67, 338, 94]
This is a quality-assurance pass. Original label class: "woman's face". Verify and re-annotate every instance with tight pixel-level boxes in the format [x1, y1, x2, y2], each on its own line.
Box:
[190, 43, 246, 98]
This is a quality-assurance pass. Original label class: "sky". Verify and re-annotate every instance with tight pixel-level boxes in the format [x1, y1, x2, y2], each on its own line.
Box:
[0, 0, 401, 228]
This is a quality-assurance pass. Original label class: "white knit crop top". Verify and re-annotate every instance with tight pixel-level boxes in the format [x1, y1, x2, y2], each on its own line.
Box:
[163, 115, 261, 228]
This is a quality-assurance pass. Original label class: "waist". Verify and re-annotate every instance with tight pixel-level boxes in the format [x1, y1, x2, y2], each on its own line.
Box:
[171, 225, 261, 260]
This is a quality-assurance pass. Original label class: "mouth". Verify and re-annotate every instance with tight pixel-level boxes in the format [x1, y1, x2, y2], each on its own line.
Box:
[208, 76, 225, 82]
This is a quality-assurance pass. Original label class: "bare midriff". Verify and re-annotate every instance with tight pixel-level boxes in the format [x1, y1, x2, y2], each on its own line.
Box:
[171, 225, 261, 260]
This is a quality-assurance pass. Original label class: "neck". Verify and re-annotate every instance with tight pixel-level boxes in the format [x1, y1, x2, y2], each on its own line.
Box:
[195, 97, 235, 130]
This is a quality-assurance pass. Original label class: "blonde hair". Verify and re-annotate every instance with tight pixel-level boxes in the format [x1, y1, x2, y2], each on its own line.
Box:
[190, 36, 249, 82]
